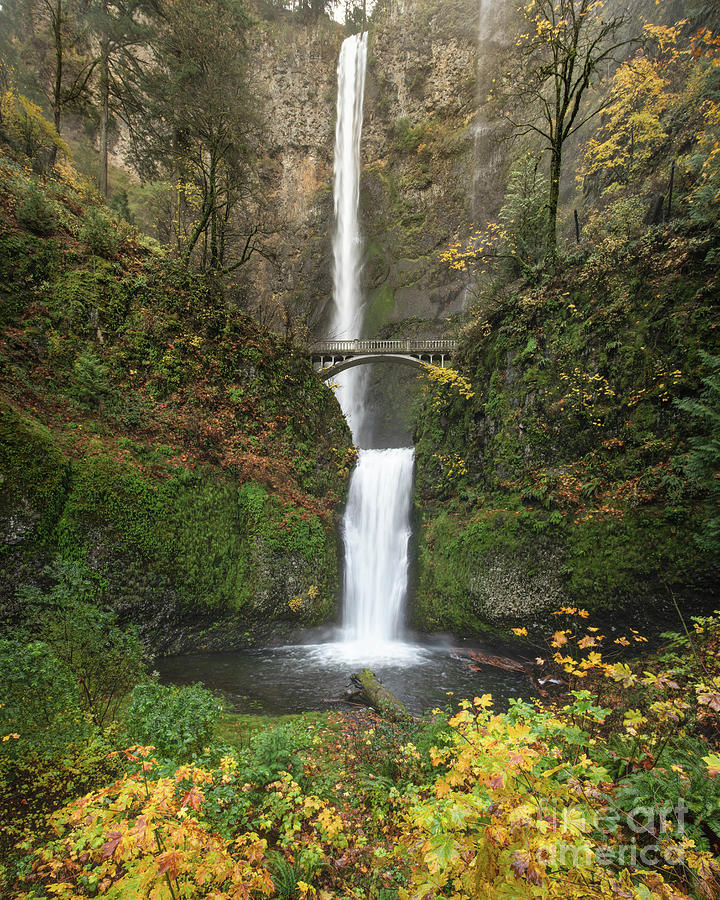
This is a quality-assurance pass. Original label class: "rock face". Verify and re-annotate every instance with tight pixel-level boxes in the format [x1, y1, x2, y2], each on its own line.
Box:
[360, 0, 515, 334]
[246, 20, 343, 334]
[360, 0, 477, 331]
[244, 0, 512, 340]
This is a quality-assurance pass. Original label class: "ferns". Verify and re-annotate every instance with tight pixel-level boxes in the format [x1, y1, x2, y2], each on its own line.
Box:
[675, 352, 720, 552]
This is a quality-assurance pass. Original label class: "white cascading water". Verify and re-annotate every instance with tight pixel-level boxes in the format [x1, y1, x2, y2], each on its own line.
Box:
[329, 34, 417, 657]
[342, 448, 414, 645]
[331, 32, 369, 442]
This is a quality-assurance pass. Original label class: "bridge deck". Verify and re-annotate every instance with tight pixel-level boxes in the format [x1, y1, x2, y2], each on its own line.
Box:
[311, 339, 457, 355]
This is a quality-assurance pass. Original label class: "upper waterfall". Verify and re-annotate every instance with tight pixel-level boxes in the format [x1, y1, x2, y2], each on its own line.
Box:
[331, 32, 368, 442]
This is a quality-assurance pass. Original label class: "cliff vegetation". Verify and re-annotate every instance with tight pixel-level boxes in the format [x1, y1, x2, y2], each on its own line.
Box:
[412, 19, 720, 631]
[0, 140, 353, 650]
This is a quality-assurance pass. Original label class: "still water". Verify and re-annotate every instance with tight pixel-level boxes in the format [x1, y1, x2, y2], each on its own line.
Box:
[155, 636, 534, 717]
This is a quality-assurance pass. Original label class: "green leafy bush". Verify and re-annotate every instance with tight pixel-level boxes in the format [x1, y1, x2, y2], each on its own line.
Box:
[16, 181, 56, 235]
[15, 560, 146, 726]
[46, 605, 144, 727]
[79, 206, 120, 257]
[0, 639, 88, 757]
[392, 116, 427, 153]
[585, 193, 647, 242]
[248, 724, 303, 785]
[125, 682, 222, 759]
[71, 349, 112, 408]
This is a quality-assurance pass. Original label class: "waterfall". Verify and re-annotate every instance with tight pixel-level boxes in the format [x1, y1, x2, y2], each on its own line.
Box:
[328, 34, 417, 657]
[472, 0, 502, 220]
[331, 32, 369, 442]
[342, 448, 414, 646]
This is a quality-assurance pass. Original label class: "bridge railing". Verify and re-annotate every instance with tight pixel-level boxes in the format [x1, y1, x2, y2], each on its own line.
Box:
[311, 339, 457, 354]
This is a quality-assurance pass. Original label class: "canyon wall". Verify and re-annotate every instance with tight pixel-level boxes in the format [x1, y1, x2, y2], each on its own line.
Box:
[245, 0, 512, 340]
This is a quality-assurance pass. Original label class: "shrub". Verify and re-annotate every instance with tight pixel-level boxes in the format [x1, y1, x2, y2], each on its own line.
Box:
[16, 560, 146, 726]
[125, 682, 222, 759]
[0, 639, 88, 757]
[16, 181, 56, 235]
[585, 193, 647, 242]
[392, 116, 426, 153]
[79, 206, 120, 257]
[0, 88, 69, 168]
[13, 754, 274, 899]
[45, 603, 145, 727]
[71, 349, 112, 408]
[249, 724, 303, 785]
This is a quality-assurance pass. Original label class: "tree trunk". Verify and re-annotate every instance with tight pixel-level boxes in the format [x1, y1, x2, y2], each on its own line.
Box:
[183, 197, 213, 266]
[99, 37, 110, 197]
[50, 0, 63, 166]
[546, 144, 562, 265]
[171, 128, 180, 251]
[209, 153, 218, 270]
[350, 669, 411, 723]
[184, 155, 216, 267]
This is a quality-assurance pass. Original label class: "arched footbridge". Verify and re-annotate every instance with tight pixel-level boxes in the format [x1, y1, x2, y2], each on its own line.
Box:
[311, 339, 457, 379]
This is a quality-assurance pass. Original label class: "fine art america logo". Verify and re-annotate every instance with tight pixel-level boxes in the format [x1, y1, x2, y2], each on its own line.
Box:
[530, 798, 693, 870]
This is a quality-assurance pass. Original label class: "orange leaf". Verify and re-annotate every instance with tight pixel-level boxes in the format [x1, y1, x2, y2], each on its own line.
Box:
[157, 850, 183, 881]
[101, 831, 122, 858]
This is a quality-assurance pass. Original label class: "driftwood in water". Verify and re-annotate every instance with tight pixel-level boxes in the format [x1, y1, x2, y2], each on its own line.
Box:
[451, 648, 570, 698]
[451, 648, 528, 674]
[348, 668, 411, 723]
[467, 651, 528, 674]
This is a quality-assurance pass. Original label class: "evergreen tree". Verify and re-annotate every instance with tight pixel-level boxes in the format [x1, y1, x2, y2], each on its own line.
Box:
[86, 0, 156, 196]
[498, 154, 548, 276]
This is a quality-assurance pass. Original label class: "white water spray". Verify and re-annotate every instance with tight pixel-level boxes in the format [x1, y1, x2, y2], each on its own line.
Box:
[331, 32, 369, 442]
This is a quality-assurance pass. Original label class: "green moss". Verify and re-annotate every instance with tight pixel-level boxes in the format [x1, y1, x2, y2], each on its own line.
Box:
[0, 229, 62, 328]
[50, 452, 338, 619]
[563, 511, 704, 603]
[364, 281, 395, 336]
[415, 508, 524, 632]
[0, 402, 69, 545]
[51, 264, 133, 339]
[412, 223, 720, 631]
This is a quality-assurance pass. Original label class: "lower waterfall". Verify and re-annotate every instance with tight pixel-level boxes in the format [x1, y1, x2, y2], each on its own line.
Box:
[341, 448, 415, 647]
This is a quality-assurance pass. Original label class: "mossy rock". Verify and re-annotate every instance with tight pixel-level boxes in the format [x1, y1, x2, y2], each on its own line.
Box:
[0, 401, 69, 547]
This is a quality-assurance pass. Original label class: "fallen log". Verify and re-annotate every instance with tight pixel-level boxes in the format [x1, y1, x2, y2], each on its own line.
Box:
[468, 652, 528, 674]
[451, 648, 528, 674]
[349, 668, 411, 723]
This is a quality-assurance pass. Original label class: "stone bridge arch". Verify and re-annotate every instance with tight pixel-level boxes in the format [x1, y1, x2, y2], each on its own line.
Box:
[310, 340, 457, 380]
